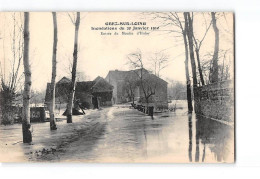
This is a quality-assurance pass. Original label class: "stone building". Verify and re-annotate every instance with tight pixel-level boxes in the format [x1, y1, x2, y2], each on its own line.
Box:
[105, 69, 168, 109]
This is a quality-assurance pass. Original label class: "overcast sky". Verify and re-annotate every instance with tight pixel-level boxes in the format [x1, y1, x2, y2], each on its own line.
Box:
[0, 12, 233, 91]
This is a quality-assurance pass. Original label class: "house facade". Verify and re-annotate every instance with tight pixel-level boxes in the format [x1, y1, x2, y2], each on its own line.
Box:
[105, 69, 168, 109]
[45, 76, 113, 110]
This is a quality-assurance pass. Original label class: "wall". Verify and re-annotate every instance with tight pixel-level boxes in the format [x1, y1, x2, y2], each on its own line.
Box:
[105, 73, 118, 104]
[30, 107, 47, 122]
[10, 106, 47, 123]
[194, 80, 234, 122]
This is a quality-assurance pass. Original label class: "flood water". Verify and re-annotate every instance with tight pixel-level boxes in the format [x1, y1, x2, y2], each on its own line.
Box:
[59, 102, 234, 163]
[0, 101, 234, 163]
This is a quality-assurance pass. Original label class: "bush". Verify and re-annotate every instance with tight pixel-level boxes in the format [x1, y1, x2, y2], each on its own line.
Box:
[0, 87, 17, 125]
[1, 110, 15, 125]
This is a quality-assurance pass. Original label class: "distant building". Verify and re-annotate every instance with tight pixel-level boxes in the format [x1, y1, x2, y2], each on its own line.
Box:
[105, 69, 168, 109]
[45, 76, 113, 110]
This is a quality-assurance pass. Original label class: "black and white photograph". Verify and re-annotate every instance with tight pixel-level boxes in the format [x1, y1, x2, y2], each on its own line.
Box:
[0, 11, 235, 163]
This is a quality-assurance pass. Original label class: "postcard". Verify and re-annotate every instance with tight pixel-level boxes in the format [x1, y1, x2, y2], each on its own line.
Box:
[0, 12, 234, 163]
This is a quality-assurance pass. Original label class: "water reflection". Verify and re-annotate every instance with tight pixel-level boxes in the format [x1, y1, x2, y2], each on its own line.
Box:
[195, 118, 200, 162]
[189, 114, 234, 163]
[202, 143, 206, 162]
[188, 114, 192, 162]
[63, 107, 234, 163]
[188, 114, 203, 162]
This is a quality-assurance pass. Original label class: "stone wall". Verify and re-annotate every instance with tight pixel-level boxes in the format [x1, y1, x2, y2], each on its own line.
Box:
[194, 80, 234, 122]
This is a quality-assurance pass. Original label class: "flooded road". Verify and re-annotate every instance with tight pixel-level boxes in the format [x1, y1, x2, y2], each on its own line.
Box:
[0, 102, 234, 163]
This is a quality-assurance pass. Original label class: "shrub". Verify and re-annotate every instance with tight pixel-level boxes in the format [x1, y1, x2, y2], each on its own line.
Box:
[0, 109, 15, 125]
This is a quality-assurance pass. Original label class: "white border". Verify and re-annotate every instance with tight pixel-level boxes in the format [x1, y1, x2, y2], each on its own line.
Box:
[1, 0, 260, 179]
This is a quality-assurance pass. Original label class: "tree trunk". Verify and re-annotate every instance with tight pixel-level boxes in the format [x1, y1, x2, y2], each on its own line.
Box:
[146, 100, 149, 114]
[182, 17, 193, 113]
[185, 12, 198, 88]
[183, 33, 193, 113]
[210, 12, 219, 83]
[49, 12, 58, 130]
[67, 12, 80, 123]
[195, 48, 205, 86]
[22, 12, 32, 143]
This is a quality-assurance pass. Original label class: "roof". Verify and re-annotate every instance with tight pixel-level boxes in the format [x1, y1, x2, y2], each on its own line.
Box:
[76, 81, 96, 93]
[106, 70, 130, 81]
[92, 77, 114, 93]
[93, 76, 102, 82]
[45, 76, 113, 103]
[105, 68, 167, 84]
[57, 76, 71, 84]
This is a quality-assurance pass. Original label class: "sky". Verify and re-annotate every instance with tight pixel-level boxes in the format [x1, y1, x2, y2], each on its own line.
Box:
[0, 12, 234, 91]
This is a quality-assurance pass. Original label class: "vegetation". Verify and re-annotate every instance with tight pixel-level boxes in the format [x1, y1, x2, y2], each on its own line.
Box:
[66, 12, 81, 123]
[0, 13, 24, 125]
[22, 12, 32, 143]
[49, 12, 58, 130]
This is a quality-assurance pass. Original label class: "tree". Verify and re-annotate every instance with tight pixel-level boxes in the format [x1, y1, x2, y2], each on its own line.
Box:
[150, 52, 169, 78]
[141, 74, 159, 108]
[49, 12, 58, 130]
[66, 12, 80, 123]
[30, 89, 45, 107]
[210, 12, 219, 83]
[167, 80, 186, 111]
[148, 12, 193, 113]
[219, 50, 231, 81]
[22, 12, 32, 143]
[122, 74, 137, 105]
[201, 49, 232, 85]
[0, 13, 24, 124]
[184, 12, 198, 88]
[181, 14, 193, 113]
[192, 14, 212, 86]
[76, 71, 89, 82]
[127, 51, 158, 111]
